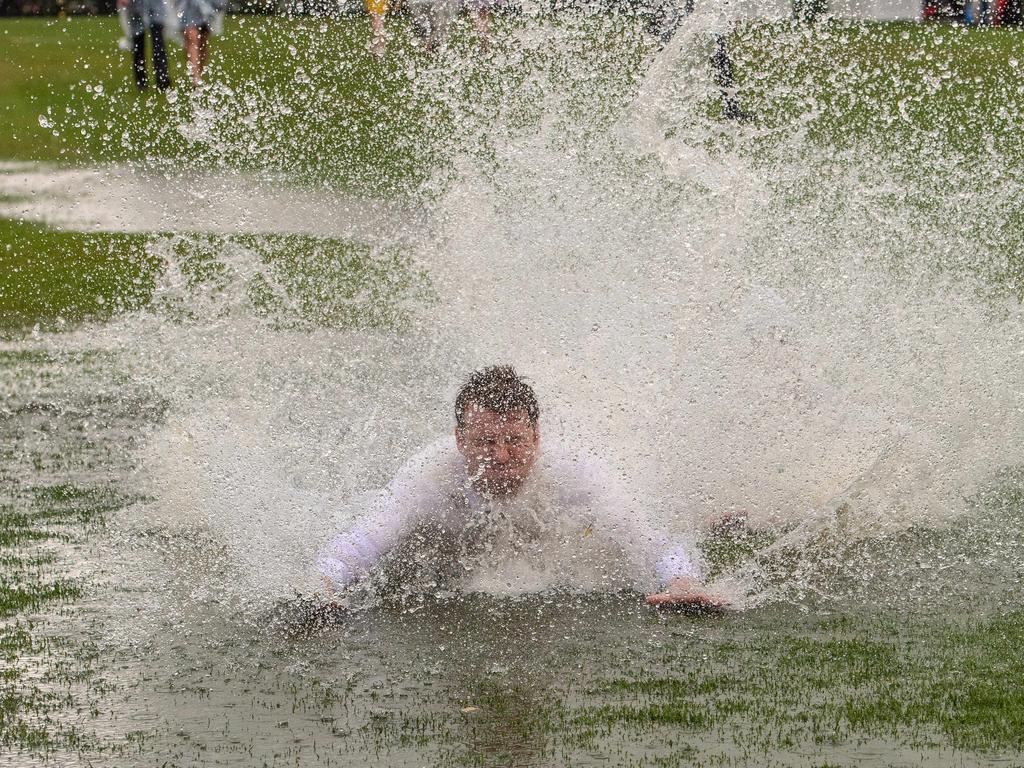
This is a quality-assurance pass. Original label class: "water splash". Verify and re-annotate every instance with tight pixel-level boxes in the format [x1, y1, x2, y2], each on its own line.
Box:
[36, 15, 1024, 611]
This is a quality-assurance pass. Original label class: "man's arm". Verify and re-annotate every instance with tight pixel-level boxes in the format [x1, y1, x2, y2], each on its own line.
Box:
[314, 491, 405, 595]
[315, 438, 453, 597]
[570, 452, 727, 609]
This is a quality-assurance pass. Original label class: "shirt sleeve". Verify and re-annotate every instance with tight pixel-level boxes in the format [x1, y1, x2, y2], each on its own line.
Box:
[314, 488, 406, 588]
[315, 439, 452, 589]
[567, 451, 703, 586]
[653, 541, 701, 583]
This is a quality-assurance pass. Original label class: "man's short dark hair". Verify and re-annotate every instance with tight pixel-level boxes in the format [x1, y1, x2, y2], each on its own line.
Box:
[455, 366, 540, 428]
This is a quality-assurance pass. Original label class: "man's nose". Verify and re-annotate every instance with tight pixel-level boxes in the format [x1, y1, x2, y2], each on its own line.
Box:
[491, 442, 511, 463]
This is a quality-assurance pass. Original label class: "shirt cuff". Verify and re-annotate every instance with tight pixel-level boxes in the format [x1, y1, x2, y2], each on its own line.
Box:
[655, 544, 700, 584]
[315, 550, 355, 588]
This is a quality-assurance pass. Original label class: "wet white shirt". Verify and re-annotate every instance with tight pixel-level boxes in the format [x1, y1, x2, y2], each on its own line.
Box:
[316, 438, 700, 594]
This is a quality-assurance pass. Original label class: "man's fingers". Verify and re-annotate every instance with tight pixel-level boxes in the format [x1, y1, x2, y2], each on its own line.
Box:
[645, 592, 673, 605]
[645, 591, 727, 609]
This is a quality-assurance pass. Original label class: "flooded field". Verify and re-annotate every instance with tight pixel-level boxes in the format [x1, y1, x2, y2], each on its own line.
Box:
[4, 357, 1023, 767]
[2, 11, 1024, 768]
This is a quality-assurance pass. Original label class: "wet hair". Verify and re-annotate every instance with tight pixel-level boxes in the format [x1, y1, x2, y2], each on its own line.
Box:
[455, 366, 540, 428]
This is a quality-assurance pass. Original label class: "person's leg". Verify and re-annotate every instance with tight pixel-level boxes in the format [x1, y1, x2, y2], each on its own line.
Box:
[150, 24, 172, 90]
[131, 28, 148, 89]
[472, 7, 491, 49]
[712, 33, 747, 121]
[184, 26, 202, 87]
[370, 11, 386, 55]
[198, 26, 210, 76]
[365, 0, 388, 55]
[645, 0, 682, 46]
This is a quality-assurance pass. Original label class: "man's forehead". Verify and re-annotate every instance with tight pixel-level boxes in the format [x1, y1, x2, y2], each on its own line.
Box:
[461, 407, 534, 429]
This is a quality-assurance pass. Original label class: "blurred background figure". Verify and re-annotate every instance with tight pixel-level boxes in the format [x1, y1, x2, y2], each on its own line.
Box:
[407, 0, 458, 52]
[644, 0, 748, 121]
[366, 0, 388, 55]
[175, 0, 224, 87]
[119, 0, 172, 91]
[465, 0, 496, 49]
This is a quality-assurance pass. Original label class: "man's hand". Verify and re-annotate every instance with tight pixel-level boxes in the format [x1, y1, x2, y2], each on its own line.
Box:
[645, 576, 727, 612]
[323, 575, 351, 609]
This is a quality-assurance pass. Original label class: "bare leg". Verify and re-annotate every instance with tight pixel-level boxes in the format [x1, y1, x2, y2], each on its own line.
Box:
[184, 27, 202, 87]
[198, 27, 210, 76]
[473, 7, 490, 50]
[369, 12, 386, 56]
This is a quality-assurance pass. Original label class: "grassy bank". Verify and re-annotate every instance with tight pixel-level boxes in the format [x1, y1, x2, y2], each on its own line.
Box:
[731, 20, 1024, 160]
[0, 14, 482, 195]
[2, 17, 1022, 193]
[0, 219, 433, 335]
[0, 218, 157, 331]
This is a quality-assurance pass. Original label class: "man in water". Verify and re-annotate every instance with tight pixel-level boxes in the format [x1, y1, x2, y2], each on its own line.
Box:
[316, 366, 723, 609]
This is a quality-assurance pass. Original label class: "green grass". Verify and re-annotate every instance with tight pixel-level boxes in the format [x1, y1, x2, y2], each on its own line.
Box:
[0, 219, 434, 334]
[0, 14, 492, 196]
[573, 610, 1024, 757]
[2, 17, 1022, 184]
[0, 217, 158, 330]
[154, 231, 435, 329]
[730, 21, 1024, 158]
[4, 16, 1022, 308]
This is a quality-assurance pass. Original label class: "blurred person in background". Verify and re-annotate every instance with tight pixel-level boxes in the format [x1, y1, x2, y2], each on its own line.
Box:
[465, 0, 498, 50]
[175, 0, 225, 87]
[366, 0, 388, 55]
[119, 0, 172, 91]
[407, 0, 459, 52]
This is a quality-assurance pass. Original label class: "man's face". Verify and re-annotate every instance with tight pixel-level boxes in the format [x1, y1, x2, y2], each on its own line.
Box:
[455, 407, 540, 499]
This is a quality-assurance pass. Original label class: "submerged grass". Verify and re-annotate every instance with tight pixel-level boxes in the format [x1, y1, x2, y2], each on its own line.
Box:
[0, 485, 115, 753]
[574, 610, 1024, 758]
[0, 347, 160, 759]
[0, 485, 135, 617]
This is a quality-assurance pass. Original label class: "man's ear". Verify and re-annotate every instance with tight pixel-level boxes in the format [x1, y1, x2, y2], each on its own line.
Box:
[454, 426, 466, 455]
[532, 423, 541, 445]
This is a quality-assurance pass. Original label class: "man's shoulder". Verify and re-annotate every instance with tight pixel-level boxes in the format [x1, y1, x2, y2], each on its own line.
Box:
[389, 435, 462, 494]
[539, 442, 624, 499]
